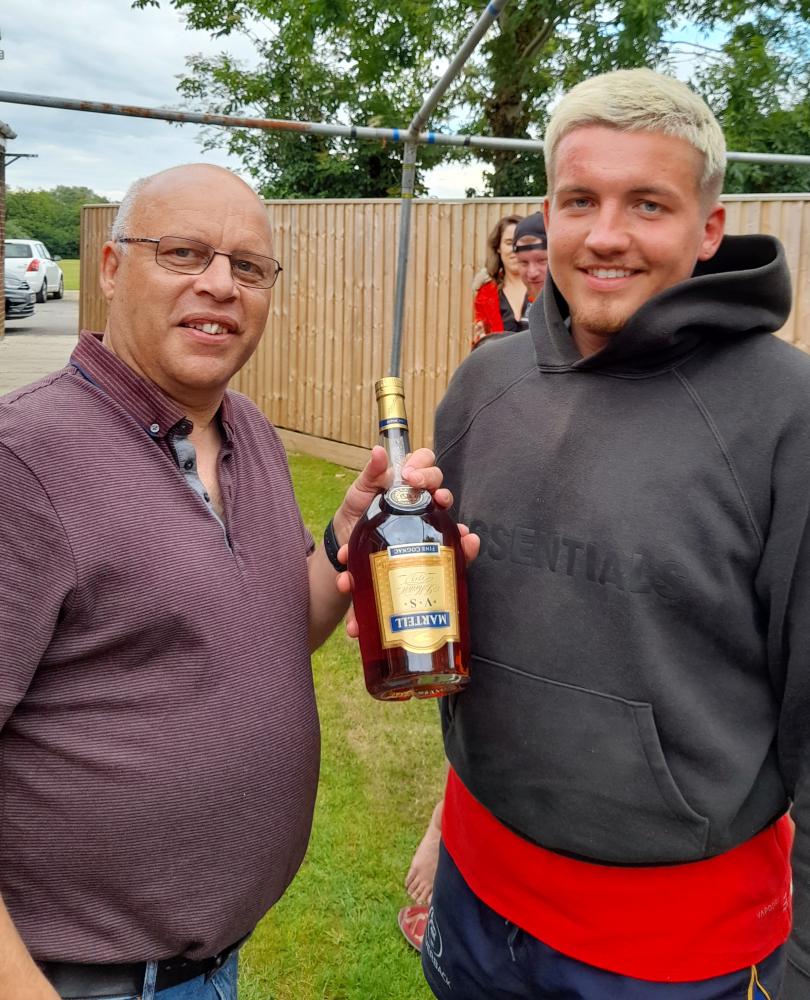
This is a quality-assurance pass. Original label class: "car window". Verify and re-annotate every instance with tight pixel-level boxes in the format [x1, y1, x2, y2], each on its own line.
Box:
[4, 243, 31, 258]
[37, 244, 51, 260]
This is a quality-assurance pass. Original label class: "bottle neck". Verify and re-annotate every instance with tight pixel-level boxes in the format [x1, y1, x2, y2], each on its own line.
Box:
[378, 413, 430, 512]
[382, 424, 411, 488]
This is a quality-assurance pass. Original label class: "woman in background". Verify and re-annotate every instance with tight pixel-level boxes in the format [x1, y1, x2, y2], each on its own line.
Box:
[471, 213, 528, 349]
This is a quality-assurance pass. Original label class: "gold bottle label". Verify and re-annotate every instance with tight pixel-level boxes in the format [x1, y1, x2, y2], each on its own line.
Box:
[370, 542, 460, 654]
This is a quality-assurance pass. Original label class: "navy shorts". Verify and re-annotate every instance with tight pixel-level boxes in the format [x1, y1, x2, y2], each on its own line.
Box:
[421, 843, 784, 999]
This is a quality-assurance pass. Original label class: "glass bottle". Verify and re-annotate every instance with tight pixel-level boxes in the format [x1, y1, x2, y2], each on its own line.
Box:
[348, 377, 471, 700]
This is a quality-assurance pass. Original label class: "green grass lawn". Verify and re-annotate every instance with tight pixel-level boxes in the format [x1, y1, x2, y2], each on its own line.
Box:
[238, 452, 446, 999]
[60, 259, 80, 291]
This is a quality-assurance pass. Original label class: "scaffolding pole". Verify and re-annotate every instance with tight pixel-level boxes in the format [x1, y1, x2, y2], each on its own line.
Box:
[390, 0, 510, 376]
[3, 90, 810, 164]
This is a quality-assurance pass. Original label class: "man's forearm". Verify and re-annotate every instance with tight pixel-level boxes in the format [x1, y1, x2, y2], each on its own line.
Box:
[308, 543, 352, 650]
[0, 896, 59, 1000]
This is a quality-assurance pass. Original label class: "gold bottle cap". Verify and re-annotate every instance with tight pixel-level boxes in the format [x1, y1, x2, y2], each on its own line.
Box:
[375, 376, 408, 428]
[375, 376, 405, 401]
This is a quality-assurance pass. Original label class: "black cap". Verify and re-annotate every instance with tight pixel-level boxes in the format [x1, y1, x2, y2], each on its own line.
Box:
[513, 212, 547, 251]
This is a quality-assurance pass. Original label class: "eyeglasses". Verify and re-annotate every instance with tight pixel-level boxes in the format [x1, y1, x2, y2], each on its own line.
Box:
[116, 236, 283, 289]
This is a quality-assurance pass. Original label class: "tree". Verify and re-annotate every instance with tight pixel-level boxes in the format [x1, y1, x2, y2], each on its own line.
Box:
[132, 0, 810, 197]
[695, 14, 810, 192]
[5, 186, 110, 257]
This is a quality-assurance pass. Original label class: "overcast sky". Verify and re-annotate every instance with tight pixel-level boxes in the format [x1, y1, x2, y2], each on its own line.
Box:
[1, 1, 485, 201]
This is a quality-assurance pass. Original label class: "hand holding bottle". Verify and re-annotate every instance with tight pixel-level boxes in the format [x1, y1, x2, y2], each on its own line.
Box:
[334, 449, 479, 637]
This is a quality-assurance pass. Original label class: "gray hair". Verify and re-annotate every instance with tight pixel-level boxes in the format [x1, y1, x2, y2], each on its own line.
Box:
[544, 69, 726, 205]
[109, 176, 151, 249]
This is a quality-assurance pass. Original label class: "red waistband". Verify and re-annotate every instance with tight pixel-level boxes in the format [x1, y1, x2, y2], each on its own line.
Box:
[443, 769, 792, 981]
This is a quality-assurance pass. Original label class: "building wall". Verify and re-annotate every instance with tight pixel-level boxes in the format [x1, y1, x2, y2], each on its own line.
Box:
[81, 195, 810, 467]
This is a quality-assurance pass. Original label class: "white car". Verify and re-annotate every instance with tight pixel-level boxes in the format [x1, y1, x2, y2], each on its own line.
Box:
[4, 239, 65, 303]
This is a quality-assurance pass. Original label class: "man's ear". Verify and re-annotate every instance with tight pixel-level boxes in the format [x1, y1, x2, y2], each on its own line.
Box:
[543, 197, 551, 230]
[99, 241, 122, 303]
[698, 203, 725, 262]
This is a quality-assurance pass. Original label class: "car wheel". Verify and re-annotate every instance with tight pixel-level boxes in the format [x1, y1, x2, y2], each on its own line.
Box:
[54, 276, 64, 300]
[36, 279, 48, 303]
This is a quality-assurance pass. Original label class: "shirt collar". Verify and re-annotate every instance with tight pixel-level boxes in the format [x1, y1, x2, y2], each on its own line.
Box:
[71, 331, 233, 446]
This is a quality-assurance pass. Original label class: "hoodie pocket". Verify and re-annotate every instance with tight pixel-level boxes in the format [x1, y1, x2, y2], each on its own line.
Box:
[443, 655, 710, 864]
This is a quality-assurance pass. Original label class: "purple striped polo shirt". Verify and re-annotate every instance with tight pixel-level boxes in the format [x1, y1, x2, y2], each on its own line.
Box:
[0, 331, 318, 962]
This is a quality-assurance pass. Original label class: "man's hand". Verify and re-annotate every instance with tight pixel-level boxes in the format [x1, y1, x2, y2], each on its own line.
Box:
[331, 445, 480, 638]
[330, 445, 450, 543]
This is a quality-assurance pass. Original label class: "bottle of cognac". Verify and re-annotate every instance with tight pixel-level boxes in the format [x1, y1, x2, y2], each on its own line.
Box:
[348, 377, 470, 700]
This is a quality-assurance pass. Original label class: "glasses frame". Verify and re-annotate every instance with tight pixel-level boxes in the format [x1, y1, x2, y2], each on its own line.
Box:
[116, 236, 283, 289]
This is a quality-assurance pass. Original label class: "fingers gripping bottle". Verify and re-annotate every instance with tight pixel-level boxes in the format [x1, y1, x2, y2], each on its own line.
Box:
[348, 377, 471, 700]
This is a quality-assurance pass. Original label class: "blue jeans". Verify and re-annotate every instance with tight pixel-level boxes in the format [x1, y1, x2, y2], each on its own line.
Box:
[422, 844, 784, 999]
[74, 951, 239, 1000]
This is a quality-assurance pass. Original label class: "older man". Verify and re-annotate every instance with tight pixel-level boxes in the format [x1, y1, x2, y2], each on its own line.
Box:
[425, 69, 810, 999]
[0, 164, 461, 1000]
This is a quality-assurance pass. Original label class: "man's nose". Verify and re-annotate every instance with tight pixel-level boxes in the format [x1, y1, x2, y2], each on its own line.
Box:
[584, 205, 631, 256]
[194, 252, 238, 299]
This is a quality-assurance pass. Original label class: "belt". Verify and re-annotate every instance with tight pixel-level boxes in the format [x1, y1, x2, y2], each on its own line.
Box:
[38, 934, 248, 999]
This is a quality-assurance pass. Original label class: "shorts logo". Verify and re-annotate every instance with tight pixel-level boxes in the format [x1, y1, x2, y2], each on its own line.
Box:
[426, 908, 443, 958]
[424, 907, 451, 989]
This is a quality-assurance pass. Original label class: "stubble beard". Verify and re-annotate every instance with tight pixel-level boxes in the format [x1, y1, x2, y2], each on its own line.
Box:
[569, 299, 629, 341]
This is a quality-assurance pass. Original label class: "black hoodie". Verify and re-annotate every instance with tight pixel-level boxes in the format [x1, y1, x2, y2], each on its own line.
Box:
[435, 234, 810, 995]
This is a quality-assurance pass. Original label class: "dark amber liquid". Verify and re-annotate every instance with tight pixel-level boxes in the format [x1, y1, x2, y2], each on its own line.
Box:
[348, 493, 471, 700]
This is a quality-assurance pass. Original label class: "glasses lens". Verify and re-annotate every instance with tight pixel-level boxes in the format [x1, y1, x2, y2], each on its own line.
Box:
[154, 237, 281, 288]
[156, 237, 212, 273]
[230, 253, 279, 288]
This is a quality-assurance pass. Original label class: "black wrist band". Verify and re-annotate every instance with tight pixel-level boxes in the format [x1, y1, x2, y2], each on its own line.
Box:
[323, 518, 345, 572]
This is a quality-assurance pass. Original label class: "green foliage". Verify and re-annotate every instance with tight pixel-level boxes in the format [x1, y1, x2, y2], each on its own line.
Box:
[694, 14, 810, 192]
[132, 0, 810, 198]
[5, 186, 110, 258]
[237, 452, 445, 999]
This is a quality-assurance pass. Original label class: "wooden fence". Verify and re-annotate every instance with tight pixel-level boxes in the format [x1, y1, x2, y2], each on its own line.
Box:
[81, 195, 810, 467]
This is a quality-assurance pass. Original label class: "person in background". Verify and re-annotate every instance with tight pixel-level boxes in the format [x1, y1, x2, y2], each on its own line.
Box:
[471, 213, 530, 349]
[0, 163, 471, 1000]
[513, 211, 549, 302]
[424, 67, 810, 999]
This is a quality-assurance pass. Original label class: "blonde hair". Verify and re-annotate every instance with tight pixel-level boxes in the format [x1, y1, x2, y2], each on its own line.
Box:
[544, 69, 726, 204]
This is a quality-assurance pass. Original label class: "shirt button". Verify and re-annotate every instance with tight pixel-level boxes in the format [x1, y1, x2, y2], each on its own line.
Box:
[149, 423, 160, 435]
[184, 459, 194, 471]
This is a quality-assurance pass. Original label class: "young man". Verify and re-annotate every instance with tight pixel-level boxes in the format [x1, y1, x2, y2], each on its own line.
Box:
[513, 210, 549, 301]
[0, 163, 467, 1000]
[425, 68, 810, 998]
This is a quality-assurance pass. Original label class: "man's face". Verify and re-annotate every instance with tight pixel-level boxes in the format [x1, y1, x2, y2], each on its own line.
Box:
[544, 126, 724, 343]
[516, 241, 549, 298]
[100, 167, 275, 407]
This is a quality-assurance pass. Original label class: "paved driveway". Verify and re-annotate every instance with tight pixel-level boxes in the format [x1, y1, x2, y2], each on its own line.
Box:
[1, 291, 79, 395]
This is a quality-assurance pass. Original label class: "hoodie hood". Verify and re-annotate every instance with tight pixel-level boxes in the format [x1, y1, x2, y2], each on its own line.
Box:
[533, 234, 792, 376]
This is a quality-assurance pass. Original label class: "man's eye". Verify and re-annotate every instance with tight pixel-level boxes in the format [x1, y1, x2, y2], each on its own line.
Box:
[639, 201, 662, 214]
[165, 246, 206, 263]
[233, 258, 263, 277]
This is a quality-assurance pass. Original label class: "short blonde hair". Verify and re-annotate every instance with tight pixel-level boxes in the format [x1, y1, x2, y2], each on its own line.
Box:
[544, 69, 726, 204]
